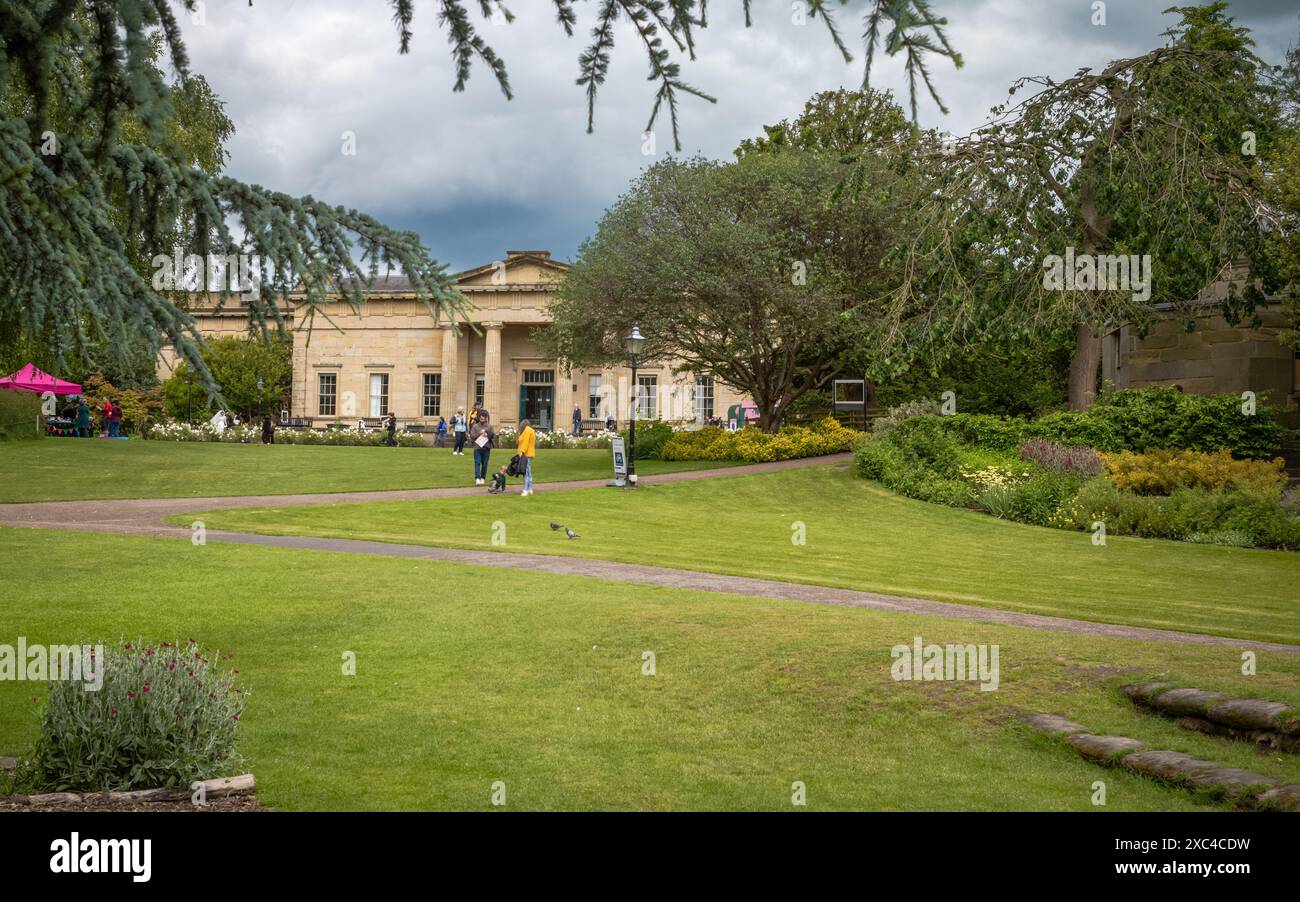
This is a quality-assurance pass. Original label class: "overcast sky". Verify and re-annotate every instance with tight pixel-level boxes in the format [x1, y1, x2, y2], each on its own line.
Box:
[178, 0, 1299, 272]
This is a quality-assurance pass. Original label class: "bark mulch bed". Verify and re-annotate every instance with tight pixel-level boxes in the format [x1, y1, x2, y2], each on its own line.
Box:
[0, 794, 261, 812]
[0, 770, 260, 812]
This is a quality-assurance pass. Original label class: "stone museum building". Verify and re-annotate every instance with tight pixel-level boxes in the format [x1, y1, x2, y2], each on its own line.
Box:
[159, 250, 748, 430]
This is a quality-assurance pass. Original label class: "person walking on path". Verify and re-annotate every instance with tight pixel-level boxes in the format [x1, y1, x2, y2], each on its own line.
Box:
[385, 412, 398, 447]
[571, 404, 582, 438]
[452, 406, 468, 455]
[261, 415, 275, 445]
[469, 409, 496, 485]
[517, 417, 537, 495]
[435, 416, 448, 448]
[75, 399, 91, 437]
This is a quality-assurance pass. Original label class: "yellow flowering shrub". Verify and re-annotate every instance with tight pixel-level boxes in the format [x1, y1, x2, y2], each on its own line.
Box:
[662, 416, 859, 462]
[1101, 448, 1286, 495]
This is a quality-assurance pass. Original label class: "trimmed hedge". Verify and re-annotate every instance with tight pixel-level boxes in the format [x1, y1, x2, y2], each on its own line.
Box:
[903, 388, 1285, 458]
[620, 419, 675, 460]
[0, 390, 41, 440]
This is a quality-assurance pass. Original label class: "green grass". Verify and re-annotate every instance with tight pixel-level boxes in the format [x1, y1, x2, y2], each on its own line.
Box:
[4, 525, 1300, 811]
[0, 438, 736, 501]
[182, 465, 1300, 646]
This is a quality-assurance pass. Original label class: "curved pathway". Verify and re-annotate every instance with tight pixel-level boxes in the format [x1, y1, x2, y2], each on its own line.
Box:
[0, 453, 852, 534]
[3, 452, 1295, 654]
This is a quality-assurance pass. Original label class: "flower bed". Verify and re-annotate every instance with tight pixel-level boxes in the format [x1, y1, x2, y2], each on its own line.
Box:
[855, 400, 1300, 550]
[493, 427, 619, 450]
[1019, 439, 1103, 477]
[149, 422, 424, 447]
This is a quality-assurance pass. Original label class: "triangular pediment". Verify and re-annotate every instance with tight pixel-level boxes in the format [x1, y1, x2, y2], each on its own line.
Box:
[457, 251, 568, 287]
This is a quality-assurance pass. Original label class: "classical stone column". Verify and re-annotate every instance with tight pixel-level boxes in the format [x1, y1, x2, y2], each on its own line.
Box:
[553, 368, 574, 433]
[441, 327, 462, 415]
[483, 322, 503, 420]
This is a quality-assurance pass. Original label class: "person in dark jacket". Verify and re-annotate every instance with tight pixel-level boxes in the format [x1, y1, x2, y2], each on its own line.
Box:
[572, 404, 583, 437]
[451, 406, 468, 455]
[385, 412, 398, 446]
[261, 415, 275, 445]
[468, 410, 496, 485]
[75, 399, 91, 437]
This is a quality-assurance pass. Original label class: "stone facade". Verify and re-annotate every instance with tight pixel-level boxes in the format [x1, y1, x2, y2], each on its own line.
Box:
[160, 250, 748, 429]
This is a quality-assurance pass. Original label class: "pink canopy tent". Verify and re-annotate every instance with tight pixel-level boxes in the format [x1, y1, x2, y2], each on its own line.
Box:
[0, 363, 83, 395]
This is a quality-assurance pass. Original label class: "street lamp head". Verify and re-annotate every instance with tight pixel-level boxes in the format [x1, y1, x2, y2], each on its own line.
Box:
[624, 324, 646, 358]
[257, 378, 265, 391]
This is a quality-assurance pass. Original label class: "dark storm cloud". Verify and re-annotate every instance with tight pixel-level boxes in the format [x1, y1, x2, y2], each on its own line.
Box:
[178, 0, 1298, 270]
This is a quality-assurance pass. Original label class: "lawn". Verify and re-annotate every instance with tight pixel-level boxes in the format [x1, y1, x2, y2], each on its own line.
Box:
[3, 525, 1299, 811]
[180, 465, 1300, 646]
[0, 437, 736, 501]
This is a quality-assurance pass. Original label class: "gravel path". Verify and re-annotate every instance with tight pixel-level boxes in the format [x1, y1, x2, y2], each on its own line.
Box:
[4, 451, 1295, 653]
[0, 453, 852, 533]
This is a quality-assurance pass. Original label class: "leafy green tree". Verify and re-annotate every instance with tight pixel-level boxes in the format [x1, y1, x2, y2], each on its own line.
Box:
[161, 334, 292, 422]
[1, 1, 464, 399]
[879, 3, 1285, 410]
[874, 333, 1074, 417]
[0, 20, 234, 385]
[1268, 20, 1300, 348]
[735, 87, 914, 159]
[539, 142, 923, 431]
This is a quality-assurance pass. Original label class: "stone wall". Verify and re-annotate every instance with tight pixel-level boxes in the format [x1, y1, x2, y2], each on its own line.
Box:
[1103, 302, 1297, 408]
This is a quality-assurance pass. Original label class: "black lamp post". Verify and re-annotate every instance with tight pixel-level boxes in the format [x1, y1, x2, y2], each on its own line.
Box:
[624, 324, 645, 488]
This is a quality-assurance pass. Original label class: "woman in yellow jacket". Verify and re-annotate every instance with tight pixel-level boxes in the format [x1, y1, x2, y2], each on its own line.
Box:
[516, 418, 537, 496]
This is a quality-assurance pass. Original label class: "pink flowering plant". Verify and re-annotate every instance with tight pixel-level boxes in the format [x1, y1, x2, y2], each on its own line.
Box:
[1017, 439, 1103, 478]
[23, 637, 249, 791]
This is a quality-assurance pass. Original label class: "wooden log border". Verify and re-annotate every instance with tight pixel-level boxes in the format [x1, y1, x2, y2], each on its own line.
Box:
[1123, 682, 1300, 753]
[2, 773, 254, 806]
[1023, 712, 1300, 811]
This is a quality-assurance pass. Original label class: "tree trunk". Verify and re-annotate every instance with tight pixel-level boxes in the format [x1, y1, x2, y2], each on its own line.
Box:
[1068, 322, 1102, 411]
